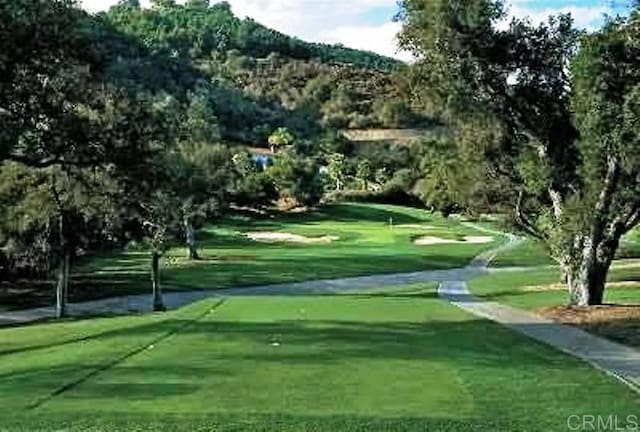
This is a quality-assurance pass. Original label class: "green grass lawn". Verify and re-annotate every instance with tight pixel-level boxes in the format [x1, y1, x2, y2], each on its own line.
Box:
[15, 203, 501, 308]
[1, 284, 638, 431]
[489, 236, 640, 268]
[470, 263, 640, 311]
[628, 227, 640, 243]
[468, 262, 640, 347]
[488, 240, 554, 268]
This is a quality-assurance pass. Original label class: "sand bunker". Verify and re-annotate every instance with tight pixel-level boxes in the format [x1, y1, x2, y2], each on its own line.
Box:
[396, 224, 436, 230]
[246, 232, 339, 244]
[414, 235, 493, 245]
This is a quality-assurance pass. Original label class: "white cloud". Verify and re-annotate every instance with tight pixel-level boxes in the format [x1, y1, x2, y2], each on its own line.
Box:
[80, 0, 148, 13]
[227, 0, 406, 59]
[321, 22, 413, 62]
[79, 1, 615, 61]
[80, 0, 409, 60]
[502, 2, 610, 30]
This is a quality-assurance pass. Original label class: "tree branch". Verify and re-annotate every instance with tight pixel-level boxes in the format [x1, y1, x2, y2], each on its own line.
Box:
[548, 188, 564, 220]
[530, 141, 565, 221]
[7, 154, 61, 168]
[623, 203, 640, 231]
[6, 153, 103, 169]
[590, 155, 621, 245]
[515, 189, 545, 240]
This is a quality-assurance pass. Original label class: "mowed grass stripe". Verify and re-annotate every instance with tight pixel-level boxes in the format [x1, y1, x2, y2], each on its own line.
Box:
[0, 300, 226, 411]
[28, 299, 228, 409]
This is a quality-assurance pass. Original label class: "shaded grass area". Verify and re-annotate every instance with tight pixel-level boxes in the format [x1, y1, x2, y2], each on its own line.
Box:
[469, 262, 640, 347]
[490, 235, 640, 268]
[471, 264, 640, 309]
[488, 240, 554, 268]
[2, 203, 502, 311]
[0, 414, 547, 432]
[1, 285, 638, 431]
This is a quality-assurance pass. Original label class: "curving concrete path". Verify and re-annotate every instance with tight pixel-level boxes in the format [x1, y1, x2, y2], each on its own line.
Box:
[0, 221, 503, 325]
[0, 265, 485, 326]
[439, 280, 640, 393]
[438, 225, 640, 393]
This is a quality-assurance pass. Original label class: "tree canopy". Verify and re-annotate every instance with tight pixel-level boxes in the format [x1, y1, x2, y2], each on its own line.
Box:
[1, 0, 433, 315]
[399, 0, 640, 305]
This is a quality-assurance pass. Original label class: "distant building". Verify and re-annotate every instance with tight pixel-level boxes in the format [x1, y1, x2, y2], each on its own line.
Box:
[247, 147, 274, 168]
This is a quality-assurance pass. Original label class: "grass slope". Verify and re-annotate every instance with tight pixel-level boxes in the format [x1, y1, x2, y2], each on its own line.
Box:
[1, 284, 638, 431]
[489, 235, 640, 268]
[470, 263, 640, 310]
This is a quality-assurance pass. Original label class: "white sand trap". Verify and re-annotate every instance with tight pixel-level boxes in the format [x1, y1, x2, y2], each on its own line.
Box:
[396, 224, 436, 230]
[246, 232, 339, 244]
[414, 235, 493, 245]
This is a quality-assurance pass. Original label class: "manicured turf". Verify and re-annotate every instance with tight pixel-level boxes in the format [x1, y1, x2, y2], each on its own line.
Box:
[1, 285, 638, 431]
[468, 263, 640, 347]
[469, 263, 640, 311]
[490, 237, 640, 268]
[51, 203, 501, 306]
[488, 240, 554, 268]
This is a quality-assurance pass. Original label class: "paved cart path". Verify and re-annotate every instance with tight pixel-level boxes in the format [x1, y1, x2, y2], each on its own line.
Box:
[438, 280, 640, 392]
[0, 222, 504, 325]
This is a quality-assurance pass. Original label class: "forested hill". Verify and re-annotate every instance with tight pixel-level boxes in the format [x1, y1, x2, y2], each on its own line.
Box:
[95, 0, 421, 145]
[107, 0, 402, 71]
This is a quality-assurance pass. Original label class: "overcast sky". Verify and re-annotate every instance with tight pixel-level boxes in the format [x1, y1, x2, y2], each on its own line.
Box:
[80, 0, 630, 61]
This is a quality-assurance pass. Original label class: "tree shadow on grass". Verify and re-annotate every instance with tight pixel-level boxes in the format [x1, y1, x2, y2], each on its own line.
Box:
[215, 204, 430, 229]
[0, 315, 579, 371]
[0, 313, 630, 428]
[163, 253, 481, 288]
[302, 204, 429, 225]
[0, 250, 480, 315]
[471, 289, 549, 302]
[344, 291, 439, 300]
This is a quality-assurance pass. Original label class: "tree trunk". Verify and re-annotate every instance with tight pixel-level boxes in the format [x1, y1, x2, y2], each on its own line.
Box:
[55, 249, 70, 319]
[55, 214, 70, 319]
[563, 236, 618, 306]
[184, 217, 199, 260]
[563, 155, 624, 306]
[566, 262, 609, 306]
[151, 251, 166, 312]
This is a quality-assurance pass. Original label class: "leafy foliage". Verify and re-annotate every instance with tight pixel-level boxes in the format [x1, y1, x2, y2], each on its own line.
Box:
[0, 0, 433, 313]
[399, 0, 640, 305]
[268, 150, 324, 208]
[100, 1, 424, 145]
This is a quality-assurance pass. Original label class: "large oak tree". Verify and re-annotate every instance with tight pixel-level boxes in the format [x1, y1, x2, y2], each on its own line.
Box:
[399, 0, 640, 305]
[0, 0, 160, 316]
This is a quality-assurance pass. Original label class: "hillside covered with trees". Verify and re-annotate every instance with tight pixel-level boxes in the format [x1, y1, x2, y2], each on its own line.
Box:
[0, 0, 432, 315]
[7, 0, 638, 315]
[99, 0, 423, 145]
